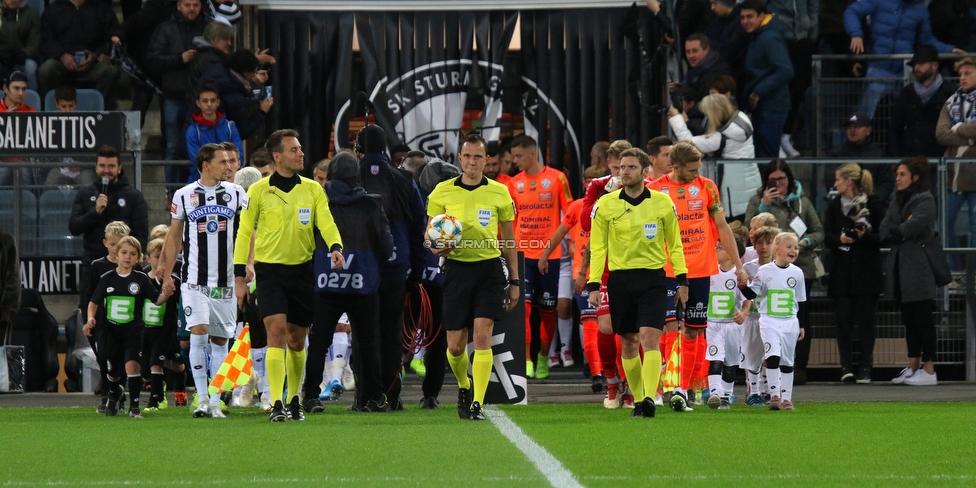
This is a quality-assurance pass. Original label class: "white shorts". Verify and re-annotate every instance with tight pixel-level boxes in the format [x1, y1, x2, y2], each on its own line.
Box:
[759, 316, 799, 367]
[706, 320, 741, 366]
[740, 315, 764, 372]
[558, 257, 573, 300]
[181, 283, 237, 339]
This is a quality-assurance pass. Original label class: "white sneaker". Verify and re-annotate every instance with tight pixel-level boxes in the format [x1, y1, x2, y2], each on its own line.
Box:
[561, 350, 575, 367]
[192, 403, 211, 418]
[209, 406, 227, 418]
[259, 392, 272, 411]
[780, 137, 800, 158]
[891, 367, 916, 385]
[548, 354, 559, 368]
[903, 369, 938, 386]
[654, 392, 664, 407]
[342, 363, 356, 391]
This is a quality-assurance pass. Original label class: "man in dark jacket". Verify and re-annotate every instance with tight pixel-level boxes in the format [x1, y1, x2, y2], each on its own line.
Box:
[827, 111, 894, 204]
[0, 0, 41, 92]
[112, 0, 177, 126]
[890, 45, 957, 158]
[184, 20, 233, 111]
[198, 49, 272, 142]
[38, 0, 120, 101]
[68, 145, 149, 309]
[356, 124, 427, 411]
[740, 0, 794, 158]
[146, 0, 208, 185]
[301, 153, 394, 413]
[766, 0, 818, 157]
[703, 0, 747, 76]
[681, 33, 731, 102]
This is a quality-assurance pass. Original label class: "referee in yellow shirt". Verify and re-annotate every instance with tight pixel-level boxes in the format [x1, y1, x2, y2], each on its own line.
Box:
[587, 147, 688, 418]
[426, 133, 520, 421]
[233, 129, 344, 422]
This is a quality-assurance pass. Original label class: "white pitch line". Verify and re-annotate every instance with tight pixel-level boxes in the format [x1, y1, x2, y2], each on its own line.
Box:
[485, 406, 585, 488]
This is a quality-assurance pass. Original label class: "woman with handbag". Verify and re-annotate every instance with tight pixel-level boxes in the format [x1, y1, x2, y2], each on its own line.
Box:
[824, 163, 886, 384]
[880, 157, 940, 386]
[744, 159, 824, 384]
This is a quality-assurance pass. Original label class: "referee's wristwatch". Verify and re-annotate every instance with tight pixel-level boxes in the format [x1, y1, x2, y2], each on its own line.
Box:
[508, 279, 522, 286]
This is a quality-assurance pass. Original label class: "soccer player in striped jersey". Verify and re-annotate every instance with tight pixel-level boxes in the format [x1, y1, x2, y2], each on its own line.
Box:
[741, 232, 806, 411]
[158, 143, 248, 419]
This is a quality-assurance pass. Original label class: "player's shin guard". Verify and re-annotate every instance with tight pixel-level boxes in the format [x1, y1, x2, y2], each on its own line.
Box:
[598, 331, 618, 379]
[127, 374, 142, 410]
[150, 371, 165, 404]
[661, 331, 678, 360]
[679, 335, 700, 391]
[708, 361, 724, 398]
[780, 366, 794, 402]
[446, 349, 470, 389]
[472, 349, 492, 405]
[582, 320, 601, 376]
[620, 356, 643, 401]
[721, 365, 736, 398]
[285, 347, 306, 401]
[266, 347, 286, 404]
[189, 334, 210, 404]
[540, 309, 556, 352]
[209, 341, 229, 405]
[642, 350, 662, 400]
[747, 370, 760, 395]
[765, 357, 781, 399]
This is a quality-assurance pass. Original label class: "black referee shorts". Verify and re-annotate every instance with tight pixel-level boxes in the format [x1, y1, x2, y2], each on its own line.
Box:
[442, 257, 507, 331]
[607, 268, 667, 335]
[255, 261, 314, 327]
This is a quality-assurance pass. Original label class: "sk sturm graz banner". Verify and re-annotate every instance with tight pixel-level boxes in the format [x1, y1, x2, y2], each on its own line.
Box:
[332, 11, 517, 164]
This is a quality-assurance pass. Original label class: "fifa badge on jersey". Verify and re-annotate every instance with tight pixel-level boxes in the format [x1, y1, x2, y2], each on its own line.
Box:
[643, 223, 658, 240]
[541, 178, 551, 189]
[689, 185, 700, 197]
[298, 208, 312, 225]
[118, 198, 126, 207]
[370, 165, 379, 175]
[478, 209, 492, 226]
[128, 282, 140, 295]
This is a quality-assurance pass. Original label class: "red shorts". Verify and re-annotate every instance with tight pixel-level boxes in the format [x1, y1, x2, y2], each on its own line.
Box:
[596, 282, 610, 317]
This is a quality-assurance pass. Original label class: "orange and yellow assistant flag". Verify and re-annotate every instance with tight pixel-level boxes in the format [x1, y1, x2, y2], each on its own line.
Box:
[208, 325, 252, 397]
[661, 333, 681, 393]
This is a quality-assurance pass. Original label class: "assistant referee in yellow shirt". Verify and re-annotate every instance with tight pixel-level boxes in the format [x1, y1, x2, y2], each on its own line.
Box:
[233, 129, 344, 423]
[587, 147, 688, 419]
[426, 133, 520, 422]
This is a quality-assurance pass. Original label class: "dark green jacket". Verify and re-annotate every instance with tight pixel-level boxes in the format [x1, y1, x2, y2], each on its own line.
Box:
[0, 1, 41, 60]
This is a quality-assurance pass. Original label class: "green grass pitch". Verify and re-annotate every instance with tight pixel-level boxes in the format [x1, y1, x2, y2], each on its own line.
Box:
[1, 402, 974, 487]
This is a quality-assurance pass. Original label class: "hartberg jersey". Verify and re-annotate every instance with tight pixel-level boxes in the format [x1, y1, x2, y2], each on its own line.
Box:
[508, 166, 573, 260]
[707, 265, 743, 323]
[171, 181, 247, 287]
[646, 174, 723, 278]
[427, 176, 516, 263]
[746, 262, 807, 320]
[561, 199, 589, 280]
[90, 270, 160, 327]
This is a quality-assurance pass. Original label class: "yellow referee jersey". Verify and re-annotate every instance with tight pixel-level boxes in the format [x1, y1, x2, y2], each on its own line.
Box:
[587, 187, 687, 286]
[427, 176, 515, 262]
[233, 175, 343, 266]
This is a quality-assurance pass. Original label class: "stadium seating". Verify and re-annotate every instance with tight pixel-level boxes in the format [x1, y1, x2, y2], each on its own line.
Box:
[38, 188, 82, 256]
[0, 190, 37, 255]
[8, 289, 61, 392]
[25, 0, 44, 16]
[43, 89, 105, 111]
[0, 89, 41, 111]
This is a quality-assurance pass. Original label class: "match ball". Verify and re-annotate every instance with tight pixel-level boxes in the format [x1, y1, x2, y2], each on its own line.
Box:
[427, 214, 462, 248]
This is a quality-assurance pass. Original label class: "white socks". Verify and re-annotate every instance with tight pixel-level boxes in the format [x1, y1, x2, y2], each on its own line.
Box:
[557, 317, 573, 354]
[747, 370, 760, 396]
[209, 341, 228, 406]
[251, 346, 268, 394]
[766, 367, 781, 399]
[708, 374, 721, 398]
[189, 334, 210, 404]
[781, 370, 794, 402]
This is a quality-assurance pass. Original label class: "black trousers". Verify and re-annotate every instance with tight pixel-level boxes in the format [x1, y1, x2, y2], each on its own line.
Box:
[834, 294, 879, 370]
[901, 300, 937, 363]
[794, 279, 815, 370]
[784, 38, 815, 136]
[420, 284, 447, 399]
[378, 280, 406, 406]
[303, 293, 383, 404]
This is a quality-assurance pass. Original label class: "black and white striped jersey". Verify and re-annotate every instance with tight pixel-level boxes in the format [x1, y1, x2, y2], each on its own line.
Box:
[171, 181, 248, 287]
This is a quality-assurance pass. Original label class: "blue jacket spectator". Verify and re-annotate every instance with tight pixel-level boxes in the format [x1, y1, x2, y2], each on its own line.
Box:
[844, 0, 957, 76]
[185, 109, 242, 182]
[741, 0, 793, 158]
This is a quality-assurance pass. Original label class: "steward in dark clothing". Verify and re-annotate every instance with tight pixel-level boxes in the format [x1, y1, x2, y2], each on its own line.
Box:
[890, 77, 957, 158]
[304, 155, 394, 412]
[357, 124, 427, 410]
[145, 9, 207, 99]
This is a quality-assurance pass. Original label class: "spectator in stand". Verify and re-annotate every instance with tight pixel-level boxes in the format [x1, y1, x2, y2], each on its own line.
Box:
[645, 0, 714, 46]
[765, 0, 818, 158]
[740, 0, 794, 159]
[96, 0, 143, 20]
[927, 0, 976, 53]
[845, 0, 965, 119]
[38, 0, 120, 105]
[824, 163, 885, 384]
[937, 57, 976, 279]
[111, 0, 177, 127]
[44, 86, 98, 187]
[671, 85, 706, 136]
[0, 0, 40, 92]
[891, 45, 957, 159]
[185, 83, 242, 182]
[69, 145, 149, 315]
[708, 73, 737, 106]
[671, 34, 731, 102]
[827, 111, 893, 203]
[205, 0, 240, 25]
[390, 143, 411, 168]
[703, 0, 747, 76]
[744, 159, 823, 385]
[401, 150, 428, 181]
[249, 147, 274, 178]
[147, 0, 209, 185]
[198, 49, 273, 142]
[590, 141, 609, 170]
[185, 21, 232, 106]
[668, 93, 759, 220]
[0, 69, 33, 112]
